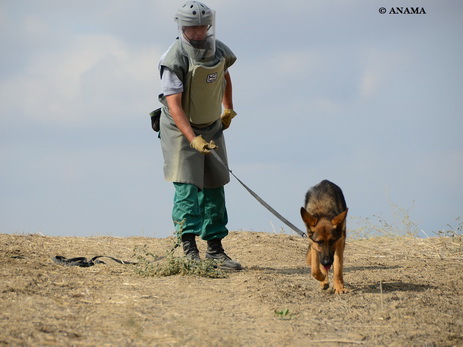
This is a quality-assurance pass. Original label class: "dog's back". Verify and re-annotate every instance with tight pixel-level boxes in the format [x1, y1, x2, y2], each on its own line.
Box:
[304, 180, 347, 220]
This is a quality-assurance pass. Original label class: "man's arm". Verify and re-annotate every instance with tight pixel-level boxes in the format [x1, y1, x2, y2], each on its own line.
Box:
[223, 71, 233, 110]
[165, 93, 196, 143]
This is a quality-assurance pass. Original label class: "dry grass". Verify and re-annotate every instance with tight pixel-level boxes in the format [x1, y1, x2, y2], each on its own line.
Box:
[1, 232, 462, 346]
[1, 212, 462, 346]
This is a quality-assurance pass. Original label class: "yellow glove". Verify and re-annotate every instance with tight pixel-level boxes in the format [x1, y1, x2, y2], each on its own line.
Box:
[221, 109, 237, 130]
[190, 135, 217, 154]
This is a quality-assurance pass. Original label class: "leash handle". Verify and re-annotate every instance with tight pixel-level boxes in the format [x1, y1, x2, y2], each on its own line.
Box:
[210, 150, 307, 238]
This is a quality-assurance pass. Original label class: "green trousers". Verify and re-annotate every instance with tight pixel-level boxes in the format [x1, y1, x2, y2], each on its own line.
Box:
[172, 183, 228, 241]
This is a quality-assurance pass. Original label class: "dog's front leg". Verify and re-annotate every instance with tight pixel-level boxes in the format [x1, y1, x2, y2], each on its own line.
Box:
[310, 248, 329, 290]
[333, 240, 347, 294]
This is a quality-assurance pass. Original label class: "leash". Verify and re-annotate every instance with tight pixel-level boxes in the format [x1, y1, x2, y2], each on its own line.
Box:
[52, 255, 137, 267]
[52, 236, 184, 268]
[210, 149, 307, 238]
[52, 243, 182, 268]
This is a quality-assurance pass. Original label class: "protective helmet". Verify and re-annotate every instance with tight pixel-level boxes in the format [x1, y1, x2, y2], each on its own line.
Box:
[175, 1, 216, 62]
[175, 1, 214, 27]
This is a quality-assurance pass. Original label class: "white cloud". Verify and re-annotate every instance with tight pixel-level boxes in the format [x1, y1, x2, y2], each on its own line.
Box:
[1, 32, 162, 126]
[359, 48, 412, 99]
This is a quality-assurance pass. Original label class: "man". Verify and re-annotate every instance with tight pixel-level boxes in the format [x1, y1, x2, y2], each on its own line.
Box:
[157, 1, 241, 270]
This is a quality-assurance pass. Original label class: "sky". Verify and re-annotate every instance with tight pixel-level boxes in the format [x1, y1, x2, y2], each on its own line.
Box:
[1, 0, 462, 239]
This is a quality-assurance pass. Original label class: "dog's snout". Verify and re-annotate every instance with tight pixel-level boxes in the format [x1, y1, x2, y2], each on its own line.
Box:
[321, 257, 332, 267]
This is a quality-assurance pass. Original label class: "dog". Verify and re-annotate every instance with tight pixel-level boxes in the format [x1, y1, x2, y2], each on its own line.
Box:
[300, 180, 348, 294]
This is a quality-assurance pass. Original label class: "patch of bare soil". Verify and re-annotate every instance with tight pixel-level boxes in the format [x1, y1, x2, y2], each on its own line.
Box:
[1, 232, 462, 346]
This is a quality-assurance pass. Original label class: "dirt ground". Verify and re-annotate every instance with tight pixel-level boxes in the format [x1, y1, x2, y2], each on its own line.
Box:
[1, 231, 462, 347]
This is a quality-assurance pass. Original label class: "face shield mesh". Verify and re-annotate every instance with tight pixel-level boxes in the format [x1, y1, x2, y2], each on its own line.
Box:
[179, 23, 215, 61]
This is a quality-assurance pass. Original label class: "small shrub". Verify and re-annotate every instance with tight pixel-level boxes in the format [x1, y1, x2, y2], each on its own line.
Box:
[133, 223, 227, 278]
[133, 244, 227, 278]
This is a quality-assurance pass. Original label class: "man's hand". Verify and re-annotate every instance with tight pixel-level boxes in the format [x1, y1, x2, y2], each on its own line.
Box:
[221, 109, 237, 130]
[190, 135, 217, 154]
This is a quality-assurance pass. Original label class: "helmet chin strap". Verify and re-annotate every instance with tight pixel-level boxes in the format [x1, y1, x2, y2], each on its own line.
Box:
[182, 30, 214, 60]
[188, 38, 208, 49]
[199, 37, 214, 60]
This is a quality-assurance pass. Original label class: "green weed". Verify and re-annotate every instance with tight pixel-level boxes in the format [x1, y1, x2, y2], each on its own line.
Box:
[274, 309, 292, 320]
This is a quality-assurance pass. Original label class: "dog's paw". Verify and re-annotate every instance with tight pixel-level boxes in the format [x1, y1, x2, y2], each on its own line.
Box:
[334, 286, 349, 294]
[321, 282, 330, 291]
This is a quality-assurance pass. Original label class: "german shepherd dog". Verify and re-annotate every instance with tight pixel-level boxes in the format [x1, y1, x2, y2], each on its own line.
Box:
[300, 180, 348, 294]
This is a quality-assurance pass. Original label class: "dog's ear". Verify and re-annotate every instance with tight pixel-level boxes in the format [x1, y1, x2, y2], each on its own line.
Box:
[331, 208, 348, 228]
[300, 207, 318, 227]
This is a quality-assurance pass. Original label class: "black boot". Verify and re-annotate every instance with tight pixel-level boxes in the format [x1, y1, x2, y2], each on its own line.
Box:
[206, 239, 242, 270]
[181, 233, 200, 263]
